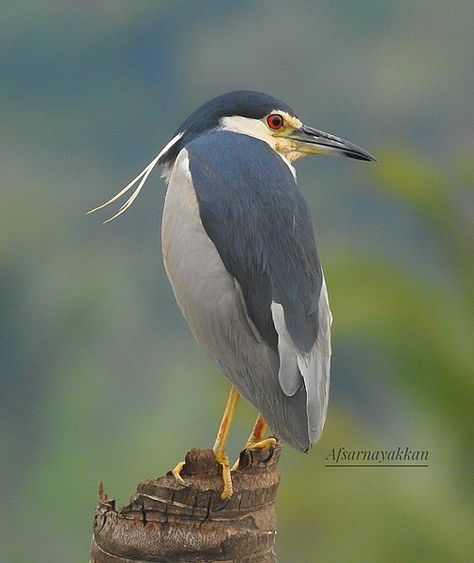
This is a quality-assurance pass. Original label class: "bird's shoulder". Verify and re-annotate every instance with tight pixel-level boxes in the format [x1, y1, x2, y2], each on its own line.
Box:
[186, 129, 295, 187]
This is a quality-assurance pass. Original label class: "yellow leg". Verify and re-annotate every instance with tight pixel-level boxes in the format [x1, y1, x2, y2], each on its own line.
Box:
[232, 413, 276, 471]
[244, 413, 267, 448]
[213, 385, 240, 500]
[171, 386, 240, 496]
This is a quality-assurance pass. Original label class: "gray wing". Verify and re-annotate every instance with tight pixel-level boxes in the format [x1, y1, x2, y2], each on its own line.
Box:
[188, 131, 322, 354]
[162, 134, 331, 449]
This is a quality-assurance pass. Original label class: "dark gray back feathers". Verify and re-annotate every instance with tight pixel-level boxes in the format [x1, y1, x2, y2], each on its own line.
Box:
[187, 131, 322, 354]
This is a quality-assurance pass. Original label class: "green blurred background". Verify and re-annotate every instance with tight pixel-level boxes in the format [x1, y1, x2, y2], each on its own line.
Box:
[2, 2, 473, 562]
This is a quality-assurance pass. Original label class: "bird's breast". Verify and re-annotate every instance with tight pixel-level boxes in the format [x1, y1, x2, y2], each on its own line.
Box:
[161, 149, 238, 339]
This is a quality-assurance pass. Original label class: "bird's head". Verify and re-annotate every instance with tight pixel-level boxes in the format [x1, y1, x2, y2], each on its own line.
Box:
[159, 90, 376, 168]
[89, 90, 375, 222]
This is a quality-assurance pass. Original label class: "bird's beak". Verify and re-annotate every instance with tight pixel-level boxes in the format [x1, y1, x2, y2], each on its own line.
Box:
[288, 125, 376, 162]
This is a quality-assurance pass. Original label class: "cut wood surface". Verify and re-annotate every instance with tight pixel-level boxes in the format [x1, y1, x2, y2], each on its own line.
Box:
[90, 443, 281, 562]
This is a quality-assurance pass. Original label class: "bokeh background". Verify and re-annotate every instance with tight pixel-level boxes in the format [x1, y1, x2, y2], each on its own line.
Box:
[2, 2, 473, 562]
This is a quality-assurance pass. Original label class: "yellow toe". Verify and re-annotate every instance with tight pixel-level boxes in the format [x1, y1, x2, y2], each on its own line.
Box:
[247, 437, 277, 450]
[171, 460, 186, 485]
[215, 451, 233, 500]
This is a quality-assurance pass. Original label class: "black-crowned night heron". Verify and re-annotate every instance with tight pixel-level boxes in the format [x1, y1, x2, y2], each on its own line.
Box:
[90, 91, 375, 500]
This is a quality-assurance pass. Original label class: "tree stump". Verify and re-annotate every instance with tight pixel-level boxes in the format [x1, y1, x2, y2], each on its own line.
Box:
[90, 442, 281, 562]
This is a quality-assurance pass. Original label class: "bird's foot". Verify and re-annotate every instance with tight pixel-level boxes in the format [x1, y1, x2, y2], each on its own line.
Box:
[231, 437, 277, 471]
[171, 460, 189, 487]
[247, 437, 277, 450]
[214, 450, 233, 500]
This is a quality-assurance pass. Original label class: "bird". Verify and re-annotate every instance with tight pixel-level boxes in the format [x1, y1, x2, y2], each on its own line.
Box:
[89, 90, 375, 500]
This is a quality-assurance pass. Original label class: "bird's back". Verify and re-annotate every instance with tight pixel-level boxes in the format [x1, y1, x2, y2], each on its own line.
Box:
[162, 131, 331, 451]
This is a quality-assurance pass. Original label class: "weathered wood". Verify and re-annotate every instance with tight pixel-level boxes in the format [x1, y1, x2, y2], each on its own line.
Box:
[91, 443, 281, 562]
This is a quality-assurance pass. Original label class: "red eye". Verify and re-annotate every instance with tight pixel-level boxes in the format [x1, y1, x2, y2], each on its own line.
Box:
[267, 114, 284, 130]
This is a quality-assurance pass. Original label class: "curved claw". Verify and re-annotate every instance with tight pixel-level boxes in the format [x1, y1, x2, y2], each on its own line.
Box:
[261, 446, 276, 463]
[231, 437, 277, 471]
[171, 461, 190, 488]
[213, 496, 231, 512]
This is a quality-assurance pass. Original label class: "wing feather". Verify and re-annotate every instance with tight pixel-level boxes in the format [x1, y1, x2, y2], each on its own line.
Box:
[185, 131, 331, 445]
[272, 276, 332, 442]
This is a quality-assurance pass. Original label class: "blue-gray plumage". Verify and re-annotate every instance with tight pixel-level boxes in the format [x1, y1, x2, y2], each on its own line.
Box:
[162, 142, 323, 450]
[188, 131, 322, 354]
[90, 90, 375, 496]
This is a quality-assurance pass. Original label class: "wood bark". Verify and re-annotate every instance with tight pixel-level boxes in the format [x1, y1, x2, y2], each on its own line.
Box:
[90, 442, 281, 562]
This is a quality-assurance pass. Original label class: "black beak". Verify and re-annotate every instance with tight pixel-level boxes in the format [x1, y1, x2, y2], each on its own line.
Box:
[289, 125, 376, 162]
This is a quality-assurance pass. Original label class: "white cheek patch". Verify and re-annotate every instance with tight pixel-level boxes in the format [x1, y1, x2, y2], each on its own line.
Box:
[220, 115, 275, 145]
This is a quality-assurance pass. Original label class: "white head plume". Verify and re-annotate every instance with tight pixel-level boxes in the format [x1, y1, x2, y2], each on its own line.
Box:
[87, 132, 183, 223]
